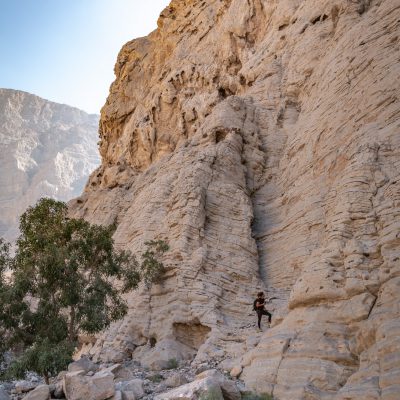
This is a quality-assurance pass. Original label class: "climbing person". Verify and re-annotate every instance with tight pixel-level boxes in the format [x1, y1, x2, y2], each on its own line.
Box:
[253, 291, 272, 331]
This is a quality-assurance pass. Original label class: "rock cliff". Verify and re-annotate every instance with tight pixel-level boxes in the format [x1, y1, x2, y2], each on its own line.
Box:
[0, 89, 100, 242]
[70, 0, 400, 398]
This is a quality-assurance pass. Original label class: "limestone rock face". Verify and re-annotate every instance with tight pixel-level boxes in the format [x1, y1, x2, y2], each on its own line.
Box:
[70, 0, 400, 398]
[0, 89, 100, 241]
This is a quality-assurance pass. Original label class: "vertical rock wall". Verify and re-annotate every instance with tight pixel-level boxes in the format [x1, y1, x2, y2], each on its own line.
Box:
[70, 0, 400, 398]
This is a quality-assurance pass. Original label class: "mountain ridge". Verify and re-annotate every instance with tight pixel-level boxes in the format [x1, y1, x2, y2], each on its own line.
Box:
[0, 88, 100, 241]
[0, 88, 100, 117]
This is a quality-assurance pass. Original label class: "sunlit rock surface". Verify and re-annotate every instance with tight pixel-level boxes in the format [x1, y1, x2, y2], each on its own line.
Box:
[70, 0, 400, 398]
[0, 89, 100, 241]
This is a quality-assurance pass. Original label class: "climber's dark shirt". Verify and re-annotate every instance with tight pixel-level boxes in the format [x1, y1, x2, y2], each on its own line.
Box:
[256, 298, 265, 309]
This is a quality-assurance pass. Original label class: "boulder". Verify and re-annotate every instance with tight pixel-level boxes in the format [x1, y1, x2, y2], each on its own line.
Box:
[51, 380, 65, 399]
[194, 364, 210, 375]
[139, 339, 194, 371]
[120, 392, 136, 400]
[68, 357, 98, 374]
[111, 391, 122, 400]
[99, 363, 134, 383]
[196, 370, 240, 400]
[113, 366, 135, 383]
[230, 365, 242, 378]
[23, 385, 50, 400]
[63, 370, 114, 400]
[165, 372, 188, 388]
[56, 371, 68, 381]
[99, 364, 121, 375]
[115, 379, 144, 399]
[154, 369, 240, 400]
[154, 377, 224, 400]
[0, 388, 10, 400]
[15, 381, 37, 394]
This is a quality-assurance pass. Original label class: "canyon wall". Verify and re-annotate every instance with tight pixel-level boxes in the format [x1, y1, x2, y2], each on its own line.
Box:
[70, 0, 400, 398]
[0, 89, 100, 242]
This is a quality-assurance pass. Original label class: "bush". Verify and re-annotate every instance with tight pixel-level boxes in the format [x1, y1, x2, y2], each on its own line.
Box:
[199, 386, 224, 400]
[0, 238, 12, 363]
[3, 339, 74, 382]
[148, 373, 164, 383]
[165, 358, 179, 370]
[140, 240, 169, 287]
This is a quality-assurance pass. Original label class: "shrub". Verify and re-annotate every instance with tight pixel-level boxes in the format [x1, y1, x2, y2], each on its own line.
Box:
[148, 373, 164, 383]
[140, 240, 169, 287]
[199, 386, 224, 400]
[165, 358, 179, 370]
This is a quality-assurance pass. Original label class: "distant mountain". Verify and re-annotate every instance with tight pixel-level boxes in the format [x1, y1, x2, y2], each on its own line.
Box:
[0, 88, 100, 241]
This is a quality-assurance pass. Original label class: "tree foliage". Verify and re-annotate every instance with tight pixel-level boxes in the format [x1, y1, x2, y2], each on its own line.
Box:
[140, 240, 169, 287]
[0, 198, 168, 381]
[0, 238, 13, 362]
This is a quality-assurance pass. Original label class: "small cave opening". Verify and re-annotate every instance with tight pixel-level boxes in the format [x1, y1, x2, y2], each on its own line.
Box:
[215, 129, 228, 143]
[311, 14, 329, 25]
[149, 337, 157, 348]
[173, 320, 211, 351]
[218, 87, 228, 98]
[218, 87, 234, 99]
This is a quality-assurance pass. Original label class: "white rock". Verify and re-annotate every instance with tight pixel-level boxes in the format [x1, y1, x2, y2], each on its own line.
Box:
[14, 381, 37, 394]
[23, 385, 49, 400]
[139, 339, 193, 371]
[68, 357, 98, 374]
[52, 380, 64, 399]
[195, 370, 240, 400]
[121, 392, 136, 400]
[230, 365, 242, 378]
[111, 391, 122, 400]
[0, 387, 10, 400]
[115, 379, 144, 399]
[165, 372, 188, 388]
[154, 377, 224, 400]
[99, 363, 121, 375]
[63, 370, 114, 400]
[149, 369, 240, 400]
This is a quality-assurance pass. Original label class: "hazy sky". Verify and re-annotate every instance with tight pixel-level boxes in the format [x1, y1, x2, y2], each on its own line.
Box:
[0, 0, 170, 114]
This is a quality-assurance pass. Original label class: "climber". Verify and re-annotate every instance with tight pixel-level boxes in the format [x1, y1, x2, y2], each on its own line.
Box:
[253, 291, 272, 331]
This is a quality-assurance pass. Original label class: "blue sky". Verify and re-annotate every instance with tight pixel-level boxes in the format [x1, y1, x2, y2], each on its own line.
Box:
[0, 0, 170, 113]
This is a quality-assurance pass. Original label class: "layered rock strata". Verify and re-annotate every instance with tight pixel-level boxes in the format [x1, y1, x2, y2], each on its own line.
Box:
[70, 0, 400, 398]
[0, 89, 100, 241]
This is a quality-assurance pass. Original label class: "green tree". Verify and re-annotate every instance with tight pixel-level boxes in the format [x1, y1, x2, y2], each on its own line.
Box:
[140, 239, 169, 287]
[0, 198, 168, 383]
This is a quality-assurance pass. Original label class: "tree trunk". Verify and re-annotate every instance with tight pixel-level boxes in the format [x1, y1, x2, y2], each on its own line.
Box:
[69, 306, 75, 343]
[44, 373, 49, 385]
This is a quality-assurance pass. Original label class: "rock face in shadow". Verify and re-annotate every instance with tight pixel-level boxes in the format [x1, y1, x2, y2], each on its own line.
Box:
[0, 89, 100, 241]
[70, 0, 400, 398]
